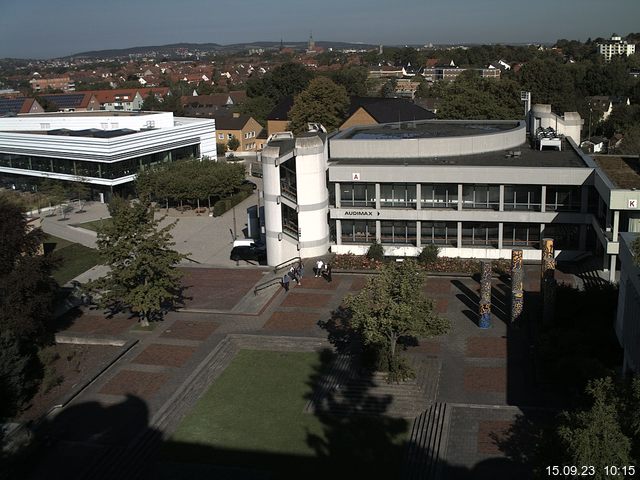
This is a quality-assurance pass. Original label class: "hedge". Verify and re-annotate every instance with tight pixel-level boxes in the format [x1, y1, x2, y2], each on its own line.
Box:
[212, 190, 251, 217]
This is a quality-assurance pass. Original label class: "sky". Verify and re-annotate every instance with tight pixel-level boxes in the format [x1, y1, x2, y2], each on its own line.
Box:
[1, 0, 639, 59]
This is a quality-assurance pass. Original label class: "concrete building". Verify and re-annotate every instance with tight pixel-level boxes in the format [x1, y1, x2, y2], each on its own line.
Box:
[214, 113, 263, 153]
[260, 107, 639, 282]
[29, 76, 75, 92]
[598, 34, 636, 62]
[615, 233, 640, 374]
[0, 111, 216, 200]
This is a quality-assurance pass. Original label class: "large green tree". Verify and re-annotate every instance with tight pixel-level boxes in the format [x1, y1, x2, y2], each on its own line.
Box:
[237, 95, 274, 126]
[85, 199, 187, 327]
[288, 77, 349, 133]
[345, 260, 450, 380]
[329, 66, 369, 97]
[246, 62, 314, 101]
[557, 378, 633, 478]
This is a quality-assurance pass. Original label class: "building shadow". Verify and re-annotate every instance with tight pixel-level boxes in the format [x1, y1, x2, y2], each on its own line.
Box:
[451, 279, 481, 326]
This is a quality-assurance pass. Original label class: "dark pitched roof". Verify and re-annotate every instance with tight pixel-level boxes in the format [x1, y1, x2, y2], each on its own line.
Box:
[213, 114, 252, 130]
[0, 97, 35, 116]
[38, 93, 91, 109]
[348, 97, 436, 123]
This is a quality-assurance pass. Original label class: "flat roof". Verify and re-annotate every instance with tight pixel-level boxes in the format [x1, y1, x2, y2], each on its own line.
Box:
[593, 155, 640, 189]
[17, 111, 159, 118]
[329, 140, 589, 168]
[340, 121, 519, 140]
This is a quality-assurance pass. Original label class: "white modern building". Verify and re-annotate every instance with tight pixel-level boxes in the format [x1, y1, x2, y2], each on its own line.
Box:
[598, 34, 636, 62]
[261, 106, 640, 282]
[0, 111, 216, 200]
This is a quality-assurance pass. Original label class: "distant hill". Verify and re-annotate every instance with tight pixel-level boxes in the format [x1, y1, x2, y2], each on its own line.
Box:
[68, 41, 379, 59]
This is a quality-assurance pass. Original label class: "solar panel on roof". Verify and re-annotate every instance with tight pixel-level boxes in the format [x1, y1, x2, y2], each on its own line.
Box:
[40, 94, 84, 109]
[0, 98, 26, 115]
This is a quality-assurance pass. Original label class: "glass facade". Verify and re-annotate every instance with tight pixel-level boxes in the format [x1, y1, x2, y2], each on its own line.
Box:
[546, 186, 581, 212]
[380, 221, 417, 245]
[461, 222, 499, 247]
[341, 220, 376, 243]
[462, 184, 500, 210]
[0, 144, 198, 181]
[504, 185, 541, 211]
[421, 221, 457, 246]
[282, 204, 298, 239]
[380, 183, 417, 208]
[503, 223, 540, 247]
[421, 184, 457, 209]
[340, 182, 376, 208]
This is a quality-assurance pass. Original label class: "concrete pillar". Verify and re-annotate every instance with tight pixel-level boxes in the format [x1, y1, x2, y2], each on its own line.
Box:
[416, 183, 421, 210]
[609, 255, 617, 283]
[416, 220, 421, 247]
[479, 261, 492, 329]
[613, 210, 620, 239]
[375, 183, 381, 210]
[457, 184, 463, 211]
[376, 220, 381, 243]
[498, 222, 504, 249]
[510, 250, 524, 323]
[499, 185, 505, 212]
[457, 221, 463, 248]
[335, 219, 342, 245]
[335, 182, 341, 208]
[540, 185, 546, 213]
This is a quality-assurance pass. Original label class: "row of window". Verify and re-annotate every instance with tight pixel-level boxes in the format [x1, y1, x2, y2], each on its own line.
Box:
[339, 220, 580, 250]
[337, 183, 582, 212]
[0, 145, 198, 180]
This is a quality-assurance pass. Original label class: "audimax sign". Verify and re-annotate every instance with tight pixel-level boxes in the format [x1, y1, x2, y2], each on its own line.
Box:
[343, 210, 381, 216]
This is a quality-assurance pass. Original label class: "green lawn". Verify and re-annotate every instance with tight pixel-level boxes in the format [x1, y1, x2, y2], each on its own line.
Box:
[72, 218, 111, 232]
[44, 235, 101, 285]
[162, 350, 407, 478]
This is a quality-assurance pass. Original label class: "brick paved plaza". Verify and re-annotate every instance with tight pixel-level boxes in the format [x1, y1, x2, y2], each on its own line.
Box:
[30, 263, 551, 479]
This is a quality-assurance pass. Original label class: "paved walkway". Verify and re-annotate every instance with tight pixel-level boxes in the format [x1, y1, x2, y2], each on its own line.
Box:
[26, 261, 566, 480]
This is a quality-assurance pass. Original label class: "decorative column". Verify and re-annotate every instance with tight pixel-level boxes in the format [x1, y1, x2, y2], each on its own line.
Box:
[541, 238, 556, 324]
[510, 249, 524, 324]
[479, 260, 492, 329]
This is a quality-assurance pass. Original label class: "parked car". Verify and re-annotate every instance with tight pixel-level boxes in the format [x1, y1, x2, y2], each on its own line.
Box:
[230, 245, 266, 262]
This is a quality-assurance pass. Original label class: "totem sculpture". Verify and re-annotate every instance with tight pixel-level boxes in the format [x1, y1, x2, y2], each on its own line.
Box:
[479, 260, 492, 329]
[541, 238, 556, 324]
[511, 249, 524, 324]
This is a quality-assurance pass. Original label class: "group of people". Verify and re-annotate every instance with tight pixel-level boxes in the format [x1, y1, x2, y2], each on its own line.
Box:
[281, 259, 332, 291]
[282, 262, 304, 291]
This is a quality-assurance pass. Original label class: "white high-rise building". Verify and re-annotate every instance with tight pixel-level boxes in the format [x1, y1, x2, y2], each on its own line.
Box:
[598, 34, 636, 62]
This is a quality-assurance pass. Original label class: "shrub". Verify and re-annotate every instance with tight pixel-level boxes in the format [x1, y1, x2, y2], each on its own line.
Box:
[418, 244, 440, 265]
[212, 190, 251, 217]
[366, 240, 384, 261]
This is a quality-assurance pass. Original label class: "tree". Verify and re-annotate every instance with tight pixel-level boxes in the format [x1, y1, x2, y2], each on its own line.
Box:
[557, 378, 632, 477]
[85, 199, 187, 327]
[618, 125, 640, 155]
[329, 67, 369, 96]
[632, 235, 640, 266]
[345, 260, 450, 381]
[237, 95, 274, 126]
[227, 135, 240, 152]
[246, 62, 314, 101]
[68, 178, 91, 212]
[288, 77, 349, 134]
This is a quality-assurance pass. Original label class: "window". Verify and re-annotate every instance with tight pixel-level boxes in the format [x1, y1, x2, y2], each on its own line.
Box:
[380, 221, 416, 245]
[341, 220, 376, 243]
[546, 186, 581, 212]
[421, 222, 457, 246]
[340, 183, 375, 208]
[421, 184, 457, 208]
[503, 223, 540, 247]
[218, 133, 224, 139]
[282, 204, 298, 239]
[380, 183, 416, 208]
[461, 222, 499, 247]
[542, 224, 580, 250]
[462, 185, 499, 210]
[227, 133, 233, 139]
[504, 185, 541, 211]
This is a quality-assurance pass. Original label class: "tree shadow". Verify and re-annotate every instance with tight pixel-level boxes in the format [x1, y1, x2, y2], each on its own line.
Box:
[451, 279, 480, 326]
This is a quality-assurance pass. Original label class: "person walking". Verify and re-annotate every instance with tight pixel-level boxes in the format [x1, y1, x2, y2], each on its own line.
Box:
[296, 262, 304, 286]
[315, 259, 324, 277]
[289, 265, 298, 285]
[282, 272, 290, 292]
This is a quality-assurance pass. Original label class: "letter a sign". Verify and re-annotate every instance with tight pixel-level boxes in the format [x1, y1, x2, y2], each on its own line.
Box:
[352, 172, 360, 181]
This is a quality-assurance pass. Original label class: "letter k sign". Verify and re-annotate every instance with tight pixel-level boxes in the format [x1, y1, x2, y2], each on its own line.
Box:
[629, 199, 638, 209]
